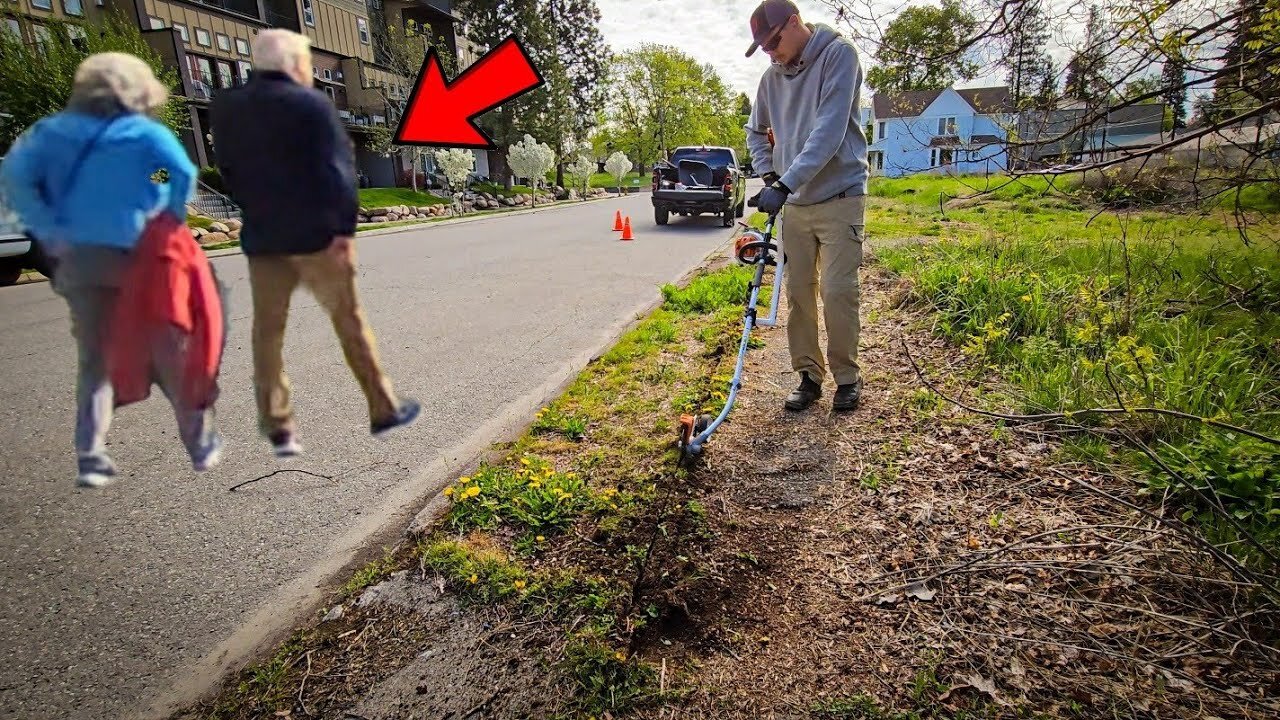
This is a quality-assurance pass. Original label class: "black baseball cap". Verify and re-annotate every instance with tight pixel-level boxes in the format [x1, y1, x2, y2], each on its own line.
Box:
[746, 0, 799, 57]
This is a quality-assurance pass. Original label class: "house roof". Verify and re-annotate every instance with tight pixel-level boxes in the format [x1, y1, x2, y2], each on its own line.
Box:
[873, 89, 943, 119]
[872, 86, 1012, 119]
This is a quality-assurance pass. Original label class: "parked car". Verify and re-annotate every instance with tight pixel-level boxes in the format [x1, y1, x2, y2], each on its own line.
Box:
[651, 146, 747, 227]
[0, 175, 55, 286]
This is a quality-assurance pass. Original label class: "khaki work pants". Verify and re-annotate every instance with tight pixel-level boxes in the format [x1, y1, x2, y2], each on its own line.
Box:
[247, 246, 399, 437]
[780, 193, 865, 387]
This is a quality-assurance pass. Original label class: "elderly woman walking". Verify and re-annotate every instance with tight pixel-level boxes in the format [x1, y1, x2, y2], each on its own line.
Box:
[0, 52, 225, 488]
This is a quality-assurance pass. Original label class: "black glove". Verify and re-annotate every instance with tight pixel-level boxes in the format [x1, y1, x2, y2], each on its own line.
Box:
[761, 171, 780, 186]
[757, 180, 791, 215]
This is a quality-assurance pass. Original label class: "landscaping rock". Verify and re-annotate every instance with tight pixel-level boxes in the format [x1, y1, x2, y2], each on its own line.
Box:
[386, 212, 400, 222]
[200, 232, 230, 246]
[229, 229, 241, 240]
[190, 227, 206, 239]
[208, 222, 230, 234]
[502, 197, 516, 207]
[417, 206, 433, 215]
[370, 215, 389, 224]
[225, 219, 242, 231]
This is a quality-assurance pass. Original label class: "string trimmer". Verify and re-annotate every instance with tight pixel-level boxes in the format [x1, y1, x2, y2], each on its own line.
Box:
[677, 198, 785, 462]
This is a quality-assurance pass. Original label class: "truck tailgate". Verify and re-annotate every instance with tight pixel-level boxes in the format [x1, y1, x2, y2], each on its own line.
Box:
[654, 190, 727, 204]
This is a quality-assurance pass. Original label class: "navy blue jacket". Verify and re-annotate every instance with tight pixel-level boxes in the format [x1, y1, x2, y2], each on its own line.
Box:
[209, 71, 358, 256]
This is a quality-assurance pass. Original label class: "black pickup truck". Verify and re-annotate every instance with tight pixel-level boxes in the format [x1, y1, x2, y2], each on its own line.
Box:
[651, 146, 747, 227]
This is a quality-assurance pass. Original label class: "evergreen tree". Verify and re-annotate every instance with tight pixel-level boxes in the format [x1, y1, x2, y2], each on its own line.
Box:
[1002, 0, 1052, 109]
[1160, 49, 1188, 130]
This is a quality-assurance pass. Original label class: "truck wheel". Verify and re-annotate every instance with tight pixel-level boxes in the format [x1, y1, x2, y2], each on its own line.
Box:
[0, 258, 21, 286]
[721, 210, 734, 227]
[655, 207, 669, 226]
[735, 201, 745, 218]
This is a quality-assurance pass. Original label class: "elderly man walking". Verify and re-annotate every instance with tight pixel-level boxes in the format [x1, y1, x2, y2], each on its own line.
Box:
[210, 29, 419, 457]
[744, 0, 870, 413]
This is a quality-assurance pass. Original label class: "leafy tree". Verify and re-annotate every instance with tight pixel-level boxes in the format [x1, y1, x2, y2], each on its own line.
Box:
[600, 44, 740, 170]
[1120, 75, 1162, 103]
[540, 0, 609, 188]
[863, 0, 979, 94]
[737, 92, 752, 117]
[456, 0, 552, 189]
[434, 148, 475, 212]
[1161, 47, 1188, 130]
[1002, 0, 1052, 109]
[1064, 4, 1110, 105]
[565, 151, 596, 200]
[0, 13, 186, 152]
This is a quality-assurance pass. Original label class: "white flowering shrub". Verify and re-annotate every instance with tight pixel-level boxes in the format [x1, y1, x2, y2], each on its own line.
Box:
[508, 134, 556, 204]
[434, 148, 475, 209]
[567, 153, 597, 200]
[605, 151, 631, 194]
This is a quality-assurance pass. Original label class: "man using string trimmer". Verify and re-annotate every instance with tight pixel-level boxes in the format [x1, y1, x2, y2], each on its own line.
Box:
[743, 0, 870, 412]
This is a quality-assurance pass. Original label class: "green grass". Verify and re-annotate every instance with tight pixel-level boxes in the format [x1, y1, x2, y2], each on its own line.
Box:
[357, 187, 449, 207]
[876, 173, 1280, 569]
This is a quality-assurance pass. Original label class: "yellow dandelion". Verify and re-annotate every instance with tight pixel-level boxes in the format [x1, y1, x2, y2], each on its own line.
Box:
[529, 481, 542, 489]
[465, 485, 481, 498]
[443, 487, 454, 496]
[514, 580, 527, 590]
[615, 651, 627, 662]
[520, 458, 531, 466]
[460, 476, 471, 483]
[469, 574, 478, 584]
[536, 535, 546, 542]
[1019, 294, 1032, 302]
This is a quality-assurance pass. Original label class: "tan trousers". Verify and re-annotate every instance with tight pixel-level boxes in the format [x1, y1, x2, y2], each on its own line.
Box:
[781, 193, 865, 387]
[247, 247, 399, 437]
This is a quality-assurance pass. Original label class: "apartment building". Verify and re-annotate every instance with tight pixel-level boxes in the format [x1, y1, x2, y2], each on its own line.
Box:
[2, 0, 477, 185]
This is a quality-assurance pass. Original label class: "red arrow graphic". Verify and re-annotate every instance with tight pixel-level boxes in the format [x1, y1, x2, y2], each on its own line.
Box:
[393, 36, 544, 149]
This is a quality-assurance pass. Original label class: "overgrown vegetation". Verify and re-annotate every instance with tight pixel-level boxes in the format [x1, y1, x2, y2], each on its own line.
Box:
[875, 172, 1280, 571]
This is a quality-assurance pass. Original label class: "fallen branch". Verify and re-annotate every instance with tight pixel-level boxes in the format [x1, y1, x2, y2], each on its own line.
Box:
[228, 469, 334, 492]
[899, 335, 1280, 447]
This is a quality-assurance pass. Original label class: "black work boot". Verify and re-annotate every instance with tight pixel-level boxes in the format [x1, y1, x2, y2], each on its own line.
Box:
[833, 378, 862, 412]
[784, 373, 823, 411]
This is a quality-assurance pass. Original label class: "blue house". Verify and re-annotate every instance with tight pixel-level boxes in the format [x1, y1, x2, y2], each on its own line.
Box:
[868, 86, 1014, 177]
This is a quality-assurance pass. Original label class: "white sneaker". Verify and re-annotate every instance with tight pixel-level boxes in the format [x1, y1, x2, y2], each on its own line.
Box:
[193, 435, 224, 472]
[76, 471, 116, 488]
[271, 433, 303, 458]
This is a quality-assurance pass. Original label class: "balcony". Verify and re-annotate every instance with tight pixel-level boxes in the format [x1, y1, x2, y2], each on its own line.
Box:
[189, 0, 265, 22]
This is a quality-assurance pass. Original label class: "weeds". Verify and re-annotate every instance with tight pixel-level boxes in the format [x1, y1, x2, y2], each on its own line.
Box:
[878, 175, 1280, 566]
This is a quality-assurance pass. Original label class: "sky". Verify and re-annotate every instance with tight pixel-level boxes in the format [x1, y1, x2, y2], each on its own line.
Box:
[592, 0, 855, 100]
[590, 0, 1106, 100]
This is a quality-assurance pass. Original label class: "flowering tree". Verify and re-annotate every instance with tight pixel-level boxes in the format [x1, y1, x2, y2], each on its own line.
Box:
[433, 148, 475, 212]
[605, 151, 631, 195]
[508, 134, 556, 206]
[566, 153, 597, 201]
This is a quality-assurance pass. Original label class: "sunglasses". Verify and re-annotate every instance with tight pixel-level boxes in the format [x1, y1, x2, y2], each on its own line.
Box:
[761, 15, 794, 52]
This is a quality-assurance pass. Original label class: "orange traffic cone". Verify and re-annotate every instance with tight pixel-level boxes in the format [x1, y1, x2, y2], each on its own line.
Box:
[613, 210, 624, 231]
[621, 216, 634, 241]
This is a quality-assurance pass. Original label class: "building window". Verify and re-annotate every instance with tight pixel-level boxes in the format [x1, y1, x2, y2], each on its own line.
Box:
[62, 0, 83, 16]
[217, 60, 233, 89]
[877, 121, 885, 141]
[357, 17, 369, 44]
[32, 23, 50, 48]
[173, 24, 188, 43]
[324, 86, 335, 101]
[237, 61, 251, 84]
[147, 16, 164, 30]
[235, 37, 249, 56]
[216, 33, 230, 52]
[302, 0, 314, 27]
[195, 28, 210, 47]
[930, 148, 954, 167]
[323, 68, 331, 80]
[4, 18, 21, 39]
[936, 116, 957, 135]
[31, 0, 52, 9]
[868, 151, 883, 171]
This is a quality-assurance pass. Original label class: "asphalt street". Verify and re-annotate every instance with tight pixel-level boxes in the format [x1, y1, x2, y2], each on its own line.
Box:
[0, 189, 749, 720]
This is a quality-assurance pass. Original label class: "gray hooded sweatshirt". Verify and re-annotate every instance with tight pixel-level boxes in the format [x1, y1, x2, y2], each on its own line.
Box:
[745, 23, 868, 206]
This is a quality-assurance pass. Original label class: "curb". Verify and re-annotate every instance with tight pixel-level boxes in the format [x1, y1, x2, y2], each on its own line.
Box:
[401, 225, 742, 541]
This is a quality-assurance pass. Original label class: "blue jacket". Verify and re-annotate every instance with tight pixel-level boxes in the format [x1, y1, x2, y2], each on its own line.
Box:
[0, 111, 196, 251]
[209, 71, 358, 256]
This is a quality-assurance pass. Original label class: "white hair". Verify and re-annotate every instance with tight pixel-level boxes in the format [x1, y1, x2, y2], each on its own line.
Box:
[251, 29, 312, 73]
[68, 52, 168, 116]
